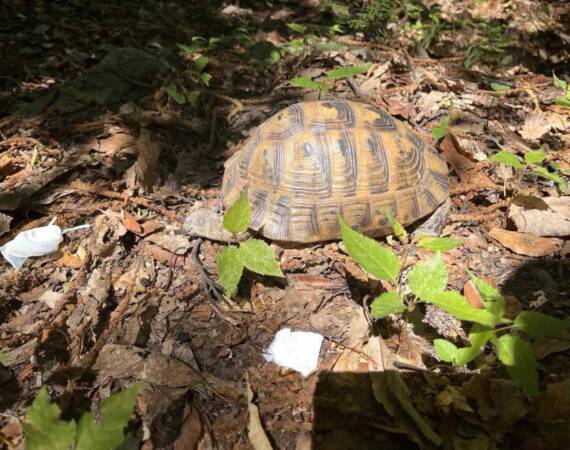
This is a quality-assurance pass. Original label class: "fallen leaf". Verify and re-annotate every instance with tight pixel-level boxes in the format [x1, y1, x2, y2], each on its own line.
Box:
[463, 280, 485, 309]
[146, 231, 192, 255]
[439, 134, 476, 177]
[509, 197, 570, 237]
[520, 112, 553, 141]
[125, 128, 161, 192]
[121, 211, 143, 235]
[246, 378, 273, 450]
[512, 195, 549, 211]
[489, 228, 564, 257]
[173, 404, 205, 450]
[55, 252, 84, 269]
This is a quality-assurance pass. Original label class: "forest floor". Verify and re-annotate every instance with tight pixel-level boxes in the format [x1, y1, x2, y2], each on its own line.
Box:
[1, 0, 570, 449]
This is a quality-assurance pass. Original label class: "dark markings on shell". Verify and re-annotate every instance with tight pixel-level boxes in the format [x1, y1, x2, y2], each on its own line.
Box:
[366, 133, 390, 194]
[288, 137, 332, 198]
[393, 133, 424, 189]
[371, 197, 397, 227]
[430, 170, 450, 191]
[267, 104, 305, 141]
[344, 201, 372, 229]
[269, 195, 291, 240]
[423, 187, 438, 209]
[250, 190, 270, 230]
[364, 105, 397, 131]
[239, 129, 263, 177]
[337, 131, 358, 196]
[273, 142, 284, 189]
[293, 204, 320, 237]
[310, 100, 356, 131]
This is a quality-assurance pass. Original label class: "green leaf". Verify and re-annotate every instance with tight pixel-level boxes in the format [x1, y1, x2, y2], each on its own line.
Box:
[326, 63, 372, 80]
[553, 72, 568, 90]
[23, 387, 77, 450]
[416, 236, 461, 253]
[490, 82, 511, 92]
[427, 291, 498, 326]
[287, 23, 307, 34]
[339, 216, 400, 282]
[223, 190, 251, 235]
[434, 339, 458, 363]
[494, 335, 539, 396]
[217, 246, 244, 295]
[489, 151, 525, 169]
[454, 346, 481, 366]
[408, 254, 448, 300]
[533, 166, 567, 188]
[200, 72, 212, 86]
[289, 77, 329, 91]
[468, 324, 495, 348]
[555, 96, 570, 108]
[239, 239, 284, 277]
[385, 208, 407, 241]
[165, 84, 188, 105]
[194, 55, 209, 72]
[514, 311, 570, 338]
[0, 351, 12, 364]
[76, 382, 142, 450]
[370, 292, 406, 319]
[431, 116, 449, 141]
[471, 276, 506, 321]
[524, 148, 546, 165]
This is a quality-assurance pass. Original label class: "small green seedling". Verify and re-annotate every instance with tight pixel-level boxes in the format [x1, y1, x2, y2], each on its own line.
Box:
[217, 190, 284, 296]
[339, 218, 570, 396]
[553, 72, 570, 108]
[290, 63, 372, 96]
[24, 382, 142, 450]
[490, 148, 568, 194]
[431, 115, 449, 141]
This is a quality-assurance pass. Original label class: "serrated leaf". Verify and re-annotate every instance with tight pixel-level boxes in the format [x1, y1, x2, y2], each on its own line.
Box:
[434, 339, 457, 363]
[385, 208, 407, 242]
[370, 292, 406, 319]
[553, 72, 568, 90]
[454, 346, 481, 366]
[23, 387, 77, 450]
[490, 82, 511, 92]
[76, 382, 142, 450]
[408, 254, 448, 300]
[326, 63, 372, 80]
[239, 239, 284, 277]
[289, 76, 329, 91]
[514, 311, 570, 338]
[494, 335, 539, 396]
[431, 116, 449, 141]
[165, 84, 187, 105]
[194, 55, 209, 72]
[287, 23, 307, 34]
[416, 236, 461, 253]
[223, 190, 251, 235]
[217, 246, 244, 295]
[471, 276, 505, 321]
[428, 291, 498, 326]
[489, 151, 525, 169]
[339, 216, 400, 282]
[524, 148, 545, 165]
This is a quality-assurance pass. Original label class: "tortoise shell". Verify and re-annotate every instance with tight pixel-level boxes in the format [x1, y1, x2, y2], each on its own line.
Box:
[221, 100, 449, 243]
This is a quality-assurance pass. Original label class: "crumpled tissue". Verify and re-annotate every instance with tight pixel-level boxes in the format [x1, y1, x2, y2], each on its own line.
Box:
[263, 328, 324, 376]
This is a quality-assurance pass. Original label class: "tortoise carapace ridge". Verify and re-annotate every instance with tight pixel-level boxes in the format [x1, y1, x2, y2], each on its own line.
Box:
[221, 100, 449, 243]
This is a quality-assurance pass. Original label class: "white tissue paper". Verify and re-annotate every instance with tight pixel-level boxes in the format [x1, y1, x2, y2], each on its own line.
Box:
[263, 328, 324, 376]
[0, 225, 64, 270]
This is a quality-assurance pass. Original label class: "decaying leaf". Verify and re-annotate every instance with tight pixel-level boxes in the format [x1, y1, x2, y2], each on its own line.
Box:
[488, 228, 564, 257]
[246, 378, 273, 450]
[520, 111, 567, 141]
[509, 197, 570, 237]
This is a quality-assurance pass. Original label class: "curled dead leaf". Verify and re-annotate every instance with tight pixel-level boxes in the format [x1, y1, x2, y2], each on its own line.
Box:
[509, 197, 570, 237]
[489, 228, 563, 257]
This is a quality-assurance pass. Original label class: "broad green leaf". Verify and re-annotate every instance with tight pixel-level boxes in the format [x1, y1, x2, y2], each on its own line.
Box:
[524, 148, 545, 165]
[533, 167, 566, 186]
[23, 387, 77, 450]
[555, 96, 570, 108]
[553, 72, 568, 90]
[385, 208, 407, 242]
[200, 72, 212, 86]
[239, 239, 284, 277]
[489, 151, 525, 169]
[194, 56, 209, 72]
[287, 23, 307, 34]
[370, 292, 406, 319]
[217, 246, 244, 295]
[494, 335, 539, 396]
[165, 84, 187, 105]
[468, 324, 495, 348]
[223, 190, 251, 235]
[472, 276, 505, 320]
[427, 291, 497, 326]
[514, 311, 570, 338]
[76, 382, 142, 450]
[454, 346, 481, 366]
[490, 82, 511, 92]
[339, 216, 400, 282]
[289, 77, 329, 91]
[434, 339, 457, 363]
[416, 236, 461, 253]
[326, 63, 372, 80]
[431, 116, 449, 141]
[408, 253, 448, 300]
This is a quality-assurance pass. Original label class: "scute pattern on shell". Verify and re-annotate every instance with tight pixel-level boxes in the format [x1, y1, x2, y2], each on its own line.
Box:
[222, 100, 449, 243]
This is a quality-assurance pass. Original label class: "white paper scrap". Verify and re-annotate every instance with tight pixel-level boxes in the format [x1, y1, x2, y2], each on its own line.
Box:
[263, 328, 324, 376]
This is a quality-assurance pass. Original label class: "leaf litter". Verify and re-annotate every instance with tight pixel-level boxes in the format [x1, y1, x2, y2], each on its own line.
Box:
[0, 0, 570, 449]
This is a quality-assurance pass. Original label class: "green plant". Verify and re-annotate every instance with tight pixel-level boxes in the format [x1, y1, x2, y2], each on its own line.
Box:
[553, 72, 570, 108]
[339, 218, 570, 396]
[290, 63, 373, 95]
[23, 382, 142, 450]
[490, 148, 568, 194]
[464, 21, 511, 68]
[217, 190, 284, 296]
[431, 115, 449, 141]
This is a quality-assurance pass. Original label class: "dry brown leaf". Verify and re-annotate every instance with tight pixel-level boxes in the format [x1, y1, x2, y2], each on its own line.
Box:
[246, 378, 273, 450]
[125, 128, 161, 192]
[509, 197, 570, 237]
[55, 252, 84, 269]
[439, 134, 476, 177]
[145, 231, 192, 255]
[463, 280, 485, 309]
[520, 112, 553, 141]
[488, 228, 564, 257]
[173, 405, 205, 450]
